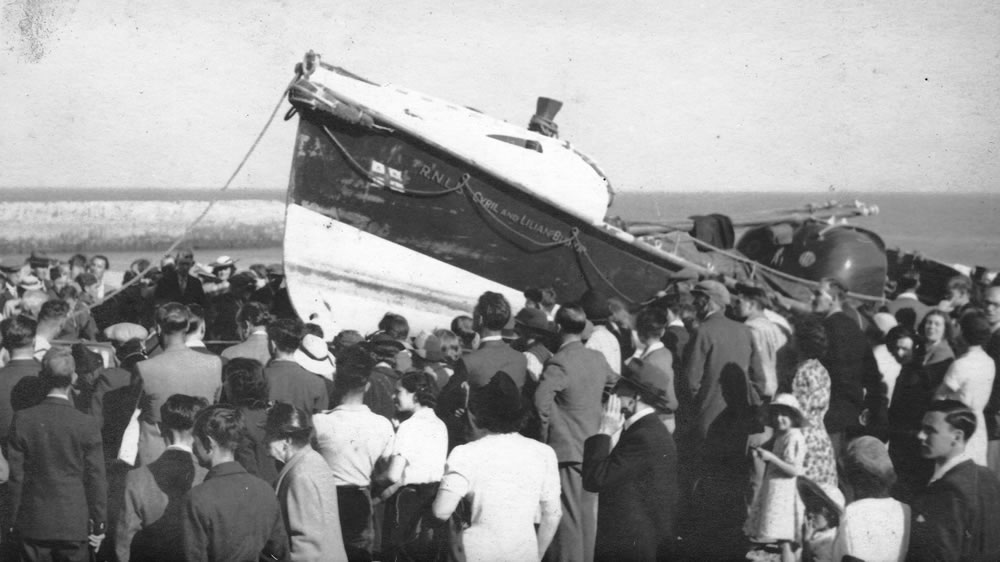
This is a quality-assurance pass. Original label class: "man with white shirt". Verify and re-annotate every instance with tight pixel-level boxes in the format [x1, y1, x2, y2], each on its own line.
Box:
[733, 284, 787, 401]
[88, 255, 113, 302]
[312, 346, 394, 561]
[580, 290, 622, 375]
[907, 400, 1000, 561]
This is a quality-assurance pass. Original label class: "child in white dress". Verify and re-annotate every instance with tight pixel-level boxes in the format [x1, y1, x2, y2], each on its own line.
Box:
[745, 393, 807, 560]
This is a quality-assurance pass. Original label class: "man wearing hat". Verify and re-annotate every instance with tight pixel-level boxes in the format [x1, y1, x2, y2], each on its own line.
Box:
[535, 304, 617, 562]
[582, 359, 678, 561]
[684, 280, 766, 455]
[8, 347, 107, 561]
[579, 290, 622, 375]
[682, 279, 765, 557]
[363, 331, 406, 421]
[513, 307, 556, 382]
[0, 262, 22, 309]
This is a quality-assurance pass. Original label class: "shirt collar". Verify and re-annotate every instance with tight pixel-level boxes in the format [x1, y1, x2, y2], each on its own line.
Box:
[479, 335, 504, 343]
[929, 451, 973, 484]
[167, 443, 194, 453]
[45, 391, 71, 401]
[632, 341, 664, 361]
[668, 318, 684, 328]
[898, 291, 919, 300]
[624, 406, 656, 431]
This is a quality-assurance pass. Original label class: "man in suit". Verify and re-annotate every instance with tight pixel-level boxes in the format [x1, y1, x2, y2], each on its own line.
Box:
[88, 254, 115, 302]
[683, 280, 766, 463]
[0, 316, 40, 447]
[583, 359, 678, 561]
[983, 285, 1000, 477]
[438, 292, 528, 447]
[220, 301, 272, 366]
[154, 250, 206, 308]
[457, 292, 527, 388]
[681, 279, 765, 559]
[7, 347, 107, 561]
[264, 318, 328, 416]
[534, 304, 617, 562]
[908, 400, 1000, 561]
[180, 405, 288, 561]
[886, 271, 932, 331]
[135, 303, 222, 466]
[813, 278, 887, 454]
[116, 394, 209, 561]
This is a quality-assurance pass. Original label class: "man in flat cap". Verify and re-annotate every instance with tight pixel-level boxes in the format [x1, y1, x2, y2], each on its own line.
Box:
[680, 279, 765, 558]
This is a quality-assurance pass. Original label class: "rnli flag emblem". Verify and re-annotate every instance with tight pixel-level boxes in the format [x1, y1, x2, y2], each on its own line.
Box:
[369, 160, 405, 192]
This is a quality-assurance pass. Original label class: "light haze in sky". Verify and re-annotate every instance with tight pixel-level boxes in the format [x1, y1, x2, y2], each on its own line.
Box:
[2, 0, 998, 193]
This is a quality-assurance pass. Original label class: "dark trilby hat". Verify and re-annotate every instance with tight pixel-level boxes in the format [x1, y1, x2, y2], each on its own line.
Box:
[579, 289, 611, 321]
[27, 250, 52, 268]
[514, 307, 555, 334]
[365, 331, 405, 359]
[614, 359, 672, 412]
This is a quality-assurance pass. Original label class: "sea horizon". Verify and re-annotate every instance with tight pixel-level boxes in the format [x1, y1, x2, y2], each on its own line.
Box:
[1, 188, 996, 269]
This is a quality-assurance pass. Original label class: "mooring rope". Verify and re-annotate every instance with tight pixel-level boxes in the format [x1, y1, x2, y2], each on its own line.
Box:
[82, 77, 297, 315]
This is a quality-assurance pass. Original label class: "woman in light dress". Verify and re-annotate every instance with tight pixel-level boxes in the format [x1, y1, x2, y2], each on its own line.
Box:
[432, 371, 562, 562]
[935, 311, 995, 466]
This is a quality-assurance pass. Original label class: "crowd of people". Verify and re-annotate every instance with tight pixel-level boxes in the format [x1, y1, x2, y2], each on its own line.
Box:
[0, 248, 999, 561]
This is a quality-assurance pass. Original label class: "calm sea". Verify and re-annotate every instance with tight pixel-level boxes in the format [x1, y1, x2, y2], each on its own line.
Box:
[611, 191, 1000, 269]
[1, 188, 996, 270]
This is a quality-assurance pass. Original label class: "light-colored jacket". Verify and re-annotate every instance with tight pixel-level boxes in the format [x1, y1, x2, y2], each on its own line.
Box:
[276, 447, 349, 562]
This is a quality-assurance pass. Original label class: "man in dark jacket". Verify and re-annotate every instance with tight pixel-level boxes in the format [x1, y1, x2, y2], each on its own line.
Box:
[154, 250, 206, 308]
[583, 359, 678, 561]
[8, 347, 107, 561]
[180, 405, 288, 561]
[908, 400, 1000, 561]
[813, 278, 887, 451]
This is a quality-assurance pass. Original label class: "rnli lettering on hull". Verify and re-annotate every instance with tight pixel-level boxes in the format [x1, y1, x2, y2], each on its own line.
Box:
[418, 164, 568, 245]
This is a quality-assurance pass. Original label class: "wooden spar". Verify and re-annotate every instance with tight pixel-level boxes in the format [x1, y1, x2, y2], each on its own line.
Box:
[623, 201, 880, 236]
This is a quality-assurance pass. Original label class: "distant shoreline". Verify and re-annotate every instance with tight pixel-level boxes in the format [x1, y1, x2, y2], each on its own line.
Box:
[0, 187, 285, 202]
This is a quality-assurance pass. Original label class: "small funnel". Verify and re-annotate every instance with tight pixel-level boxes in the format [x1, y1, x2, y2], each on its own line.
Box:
[528, 97, 563, 137]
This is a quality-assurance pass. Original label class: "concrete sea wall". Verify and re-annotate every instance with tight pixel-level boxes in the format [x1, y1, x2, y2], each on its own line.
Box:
[0, 200, 285, 253]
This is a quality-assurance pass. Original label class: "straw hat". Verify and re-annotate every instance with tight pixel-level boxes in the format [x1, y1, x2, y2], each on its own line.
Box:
[768, 393, 806, 427]
[294, 334, 335, 379]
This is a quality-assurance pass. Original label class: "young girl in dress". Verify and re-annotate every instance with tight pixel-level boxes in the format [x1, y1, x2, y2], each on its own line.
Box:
[745, 393, 807, 560]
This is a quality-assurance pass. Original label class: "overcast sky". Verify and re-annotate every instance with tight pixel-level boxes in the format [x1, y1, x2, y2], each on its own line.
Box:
[2, 0, 998, 193]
